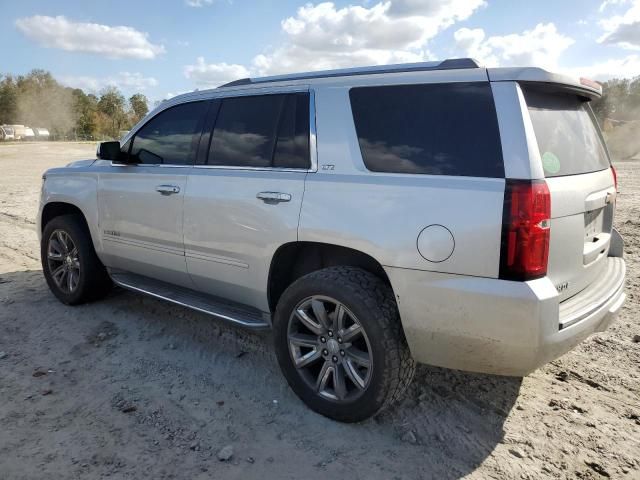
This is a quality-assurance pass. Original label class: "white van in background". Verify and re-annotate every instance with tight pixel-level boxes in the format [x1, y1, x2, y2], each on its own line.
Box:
[23, 127, 35, 141]
[34, 128, 50, 140]
[7, 125, 25, 140]
[0, 126, 15, 141]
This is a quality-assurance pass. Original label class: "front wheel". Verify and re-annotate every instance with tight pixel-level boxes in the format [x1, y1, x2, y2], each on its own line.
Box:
[41, 214, 112, 305]
[273, 266, 415, 422]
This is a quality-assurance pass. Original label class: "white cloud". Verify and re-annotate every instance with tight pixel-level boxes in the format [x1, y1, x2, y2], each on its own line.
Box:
[60, 72, 159, 93]
[183, 57, 251, 88]
[599, 0, 630, 13]
[562, 54, 640, 80]
[599, 0, 640, 50]
[454, 23, 574, 70]
[185, 0, 214, 6]
[15, 15, 165, 59]
[250, 0, 485, 76]
[182, 0, 486, 88]
[453, 28, 496, 64]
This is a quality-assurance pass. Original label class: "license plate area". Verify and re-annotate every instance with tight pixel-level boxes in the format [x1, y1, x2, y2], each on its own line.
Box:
[583, 207, 612, 265]
[584, 208, 605, 241]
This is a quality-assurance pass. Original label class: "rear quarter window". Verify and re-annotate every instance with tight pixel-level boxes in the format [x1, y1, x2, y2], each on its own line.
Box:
[523, 89, 610, 177]
[349, 82, 504, 178]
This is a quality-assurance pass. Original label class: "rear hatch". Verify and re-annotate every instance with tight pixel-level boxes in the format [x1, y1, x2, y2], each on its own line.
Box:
[522, 86, 616, 302]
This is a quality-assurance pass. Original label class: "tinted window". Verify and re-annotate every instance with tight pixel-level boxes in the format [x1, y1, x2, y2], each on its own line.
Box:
[349, 83, 504, 177]
[523, 89, 610, 177]
[209, 93, 310, 169]
[273, 94, 310, 169]
[130, 101, 207, 165]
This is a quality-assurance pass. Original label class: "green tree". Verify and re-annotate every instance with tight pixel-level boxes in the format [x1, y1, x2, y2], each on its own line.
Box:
[0, 75, 18, 124]
[1, 68, 154, 139]
[72, 89, 98, 139]
[97, 87, 126, 138]
[592, 77, 640, 124]
[129, 93, 149, 124]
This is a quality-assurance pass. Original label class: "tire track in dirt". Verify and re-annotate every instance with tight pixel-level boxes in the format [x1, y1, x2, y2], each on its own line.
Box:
[0, 211, 36, 227]
[0, 215, 40, 267]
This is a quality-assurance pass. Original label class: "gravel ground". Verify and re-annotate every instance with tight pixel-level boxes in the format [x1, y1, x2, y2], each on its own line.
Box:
[0, 142, 638, 480]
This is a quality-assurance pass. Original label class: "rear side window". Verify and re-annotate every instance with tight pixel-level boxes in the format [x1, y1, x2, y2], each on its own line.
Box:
[523, 89, 610, 177]
[208, 93, 310, 169]
[130, 101, 207, 165]
[273, 94, 310, 169]
[349, 83, 504, 177]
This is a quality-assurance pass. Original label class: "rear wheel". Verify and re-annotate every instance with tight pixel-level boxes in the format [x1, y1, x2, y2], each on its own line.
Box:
[41, 214, 112, 305]
[273, 266, 415, 422]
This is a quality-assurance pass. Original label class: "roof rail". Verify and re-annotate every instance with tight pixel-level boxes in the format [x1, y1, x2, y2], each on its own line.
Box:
[219, 78, 252, 87]
[218, 58, 481, 88]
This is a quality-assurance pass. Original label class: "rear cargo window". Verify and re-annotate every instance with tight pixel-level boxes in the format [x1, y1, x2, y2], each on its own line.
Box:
[349, 83, 504, 177]
[523, 89, 610, 177]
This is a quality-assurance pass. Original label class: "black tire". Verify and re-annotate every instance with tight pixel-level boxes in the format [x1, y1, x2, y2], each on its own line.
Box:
[273, 266, 415, 422]
[41, 214, 112, 305]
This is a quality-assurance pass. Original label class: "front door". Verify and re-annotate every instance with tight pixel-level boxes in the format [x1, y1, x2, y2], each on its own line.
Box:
[98, 100, 209, 287]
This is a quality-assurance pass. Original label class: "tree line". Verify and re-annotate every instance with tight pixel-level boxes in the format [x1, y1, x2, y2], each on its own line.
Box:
[0, 68, 638, 143]
[0, 69, 150, 140]
[591, 76, 640, 125]
[592, 76, 640, 160]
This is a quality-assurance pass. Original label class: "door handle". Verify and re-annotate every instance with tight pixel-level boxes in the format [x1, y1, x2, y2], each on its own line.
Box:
[155, 184, 180, 195]
[256, 192, 292, 204]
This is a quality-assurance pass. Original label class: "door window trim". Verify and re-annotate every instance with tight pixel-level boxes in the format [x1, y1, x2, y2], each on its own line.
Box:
[191, 88, 318, 173]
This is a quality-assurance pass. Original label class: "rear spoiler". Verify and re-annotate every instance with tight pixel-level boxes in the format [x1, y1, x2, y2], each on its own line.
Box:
[487, 67, 602, 100]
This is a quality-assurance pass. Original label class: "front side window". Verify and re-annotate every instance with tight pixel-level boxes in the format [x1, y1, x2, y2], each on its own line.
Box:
[208, 93, 310, 169]
[130, 101, 207, 165]
[349, 83, 504, 177]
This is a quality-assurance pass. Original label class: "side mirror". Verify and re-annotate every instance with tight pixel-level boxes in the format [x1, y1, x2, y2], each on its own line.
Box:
[97, 141, 126, 162]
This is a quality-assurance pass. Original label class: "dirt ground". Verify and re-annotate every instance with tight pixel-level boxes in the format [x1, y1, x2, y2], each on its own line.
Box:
[0, 142, 638, 480]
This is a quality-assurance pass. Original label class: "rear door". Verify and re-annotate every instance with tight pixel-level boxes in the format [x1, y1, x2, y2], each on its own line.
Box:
[183, 91, 311, 311]
[522, 88, 615, 301]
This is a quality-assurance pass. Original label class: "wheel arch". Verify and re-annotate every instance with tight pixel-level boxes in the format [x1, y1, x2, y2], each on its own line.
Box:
[267, 241, 393, 312]
[40, 201, 103, 257]
[41, 202, 87, 233]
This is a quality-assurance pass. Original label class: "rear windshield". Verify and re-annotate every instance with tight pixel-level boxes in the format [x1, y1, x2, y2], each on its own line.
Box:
[523, 89, 610, 177]
[349, 82, 504, 178]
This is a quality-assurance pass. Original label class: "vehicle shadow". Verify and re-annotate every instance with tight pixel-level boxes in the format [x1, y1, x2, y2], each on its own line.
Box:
[0, 269, 522, 480]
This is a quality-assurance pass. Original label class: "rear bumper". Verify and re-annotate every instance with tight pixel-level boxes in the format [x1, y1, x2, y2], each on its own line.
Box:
[386, 256, 626, 376]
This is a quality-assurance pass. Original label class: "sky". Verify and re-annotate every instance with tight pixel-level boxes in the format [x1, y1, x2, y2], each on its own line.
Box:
[1, 0, 639, 102]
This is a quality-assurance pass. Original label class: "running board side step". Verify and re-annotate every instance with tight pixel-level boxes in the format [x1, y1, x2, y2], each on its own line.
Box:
[109, 271, 271, 329]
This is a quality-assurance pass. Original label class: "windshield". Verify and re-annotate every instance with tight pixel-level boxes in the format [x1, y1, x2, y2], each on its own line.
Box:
[523, 88, 610, 177]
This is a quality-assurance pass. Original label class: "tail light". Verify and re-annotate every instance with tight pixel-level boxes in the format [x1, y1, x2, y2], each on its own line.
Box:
[500, 180, 551, 281]
[580, 77, 603, 95]
[611, 165, 618, 192]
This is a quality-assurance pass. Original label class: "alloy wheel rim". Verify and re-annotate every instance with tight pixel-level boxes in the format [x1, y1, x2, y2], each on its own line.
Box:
[287, 295, 373, 402]
[47, 229, 80, 293]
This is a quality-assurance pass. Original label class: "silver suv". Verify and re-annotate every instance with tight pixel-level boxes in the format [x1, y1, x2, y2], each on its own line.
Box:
[38, 58, 626, 422]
